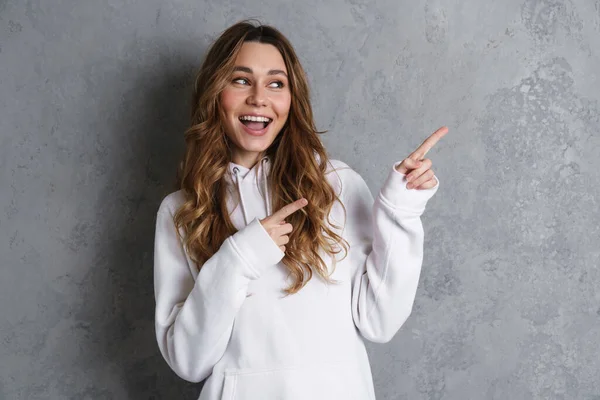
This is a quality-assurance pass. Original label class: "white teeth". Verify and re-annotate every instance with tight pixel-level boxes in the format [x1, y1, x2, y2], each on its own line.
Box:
[239, 115, 272, 122]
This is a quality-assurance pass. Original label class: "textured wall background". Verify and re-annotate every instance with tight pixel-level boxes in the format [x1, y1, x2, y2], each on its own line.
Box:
[1, 0, 599, 399]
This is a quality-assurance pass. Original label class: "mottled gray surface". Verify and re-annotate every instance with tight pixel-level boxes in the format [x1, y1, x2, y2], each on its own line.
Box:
[1, 0, 599, 399]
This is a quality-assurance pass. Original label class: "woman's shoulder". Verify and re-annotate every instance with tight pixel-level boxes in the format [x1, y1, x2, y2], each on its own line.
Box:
[326, 158, 364, 180]
[324, 159, 367, 196]
[157, 189, 187, 215]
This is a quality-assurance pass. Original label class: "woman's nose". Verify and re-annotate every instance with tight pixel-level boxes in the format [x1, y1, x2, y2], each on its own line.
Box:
[246, 86, 267, 107]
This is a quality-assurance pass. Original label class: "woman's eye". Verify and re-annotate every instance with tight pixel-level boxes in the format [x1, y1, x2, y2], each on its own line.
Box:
[269, 81, 284, 88]
[233, 78, 249, 85]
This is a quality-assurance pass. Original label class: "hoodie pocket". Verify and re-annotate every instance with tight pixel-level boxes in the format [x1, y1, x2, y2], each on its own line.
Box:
[220, 362, 373, 400]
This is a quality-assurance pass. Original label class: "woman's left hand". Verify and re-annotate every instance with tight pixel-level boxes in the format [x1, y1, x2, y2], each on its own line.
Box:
[395, 126, 448, 190]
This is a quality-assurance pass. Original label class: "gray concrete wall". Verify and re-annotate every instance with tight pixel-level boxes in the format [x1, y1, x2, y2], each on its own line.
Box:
[1, 0, 599, 399]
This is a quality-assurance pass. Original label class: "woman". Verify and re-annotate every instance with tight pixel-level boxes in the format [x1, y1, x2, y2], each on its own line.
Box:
[154, 20, 447, 400]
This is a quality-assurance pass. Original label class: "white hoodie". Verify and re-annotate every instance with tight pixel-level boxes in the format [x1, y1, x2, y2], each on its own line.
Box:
[154, 157, 439, 400]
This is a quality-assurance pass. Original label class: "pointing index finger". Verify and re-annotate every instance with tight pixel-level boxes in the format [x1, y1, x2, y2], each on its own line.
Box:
[409, 126, 449, 160]
[272, 198, 308, 222]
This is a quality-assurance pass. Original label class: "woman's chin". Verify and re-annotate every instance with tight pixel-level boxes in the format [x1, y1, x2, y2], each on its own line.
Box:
[237, 139, 273, 153]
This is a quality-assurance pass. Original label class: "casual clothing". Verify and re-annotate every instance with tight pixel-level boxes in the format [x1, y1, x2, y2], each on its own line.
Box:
[153, 157, 439, 399]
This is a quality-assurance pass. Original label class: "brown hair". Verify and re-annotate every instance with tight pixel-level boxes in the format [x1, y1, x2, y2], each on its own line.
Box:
[174, 20, 348, 294]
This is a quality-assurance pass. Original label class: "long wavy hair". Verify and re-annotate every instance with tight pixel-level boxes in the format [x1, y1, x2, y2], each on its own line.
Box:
[174, 20, 348, 294]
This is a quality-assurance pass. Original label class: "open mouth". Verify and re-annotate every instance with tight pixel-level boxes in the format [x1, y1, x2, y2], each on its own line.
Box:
[239, 115, 273, 131]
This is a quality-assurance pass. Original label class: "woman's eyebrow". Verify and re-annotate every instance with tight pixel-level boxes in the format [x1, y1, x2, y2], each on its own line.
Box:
[233, 66, 288, 77]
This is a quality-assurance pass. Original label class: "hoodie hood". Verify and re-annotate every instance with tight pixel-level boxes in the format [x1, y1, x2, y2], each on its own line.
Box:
[225, 151, 327, 226]
[226, 155, 272, 227]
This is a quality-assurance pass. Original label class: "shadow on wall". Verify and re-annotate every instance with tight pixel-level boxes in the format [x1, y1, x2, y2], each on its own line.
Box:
[94, 40, 207, 399]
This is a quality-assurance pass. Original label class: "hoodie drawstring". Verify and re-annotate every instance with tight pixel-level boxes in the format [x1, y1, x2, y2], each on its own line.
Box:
[232, 157, 271, 226]
[232, 166, 249, 226]
[261, 158, 272, 216]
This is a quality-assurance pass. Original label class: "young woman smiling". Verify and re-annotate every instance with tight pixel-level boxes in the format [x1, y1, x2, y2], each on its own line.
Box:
[153, 20, 447, 400]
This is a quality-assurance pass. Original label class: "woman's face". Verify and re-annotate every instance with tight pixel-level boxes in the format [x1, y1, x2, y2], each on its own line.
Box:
[220, 41, 291, 168]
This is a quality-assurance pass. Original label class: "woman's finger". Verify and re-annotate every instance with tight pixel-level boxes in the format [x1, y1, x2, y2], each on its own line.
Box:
[409, 169, 435, 189]
[405, 158, 432, 182]
[395, 158, 422, 174]
[274, 223, 293, 235]
[416, 177, 438, 190]
[269, 198, 308, 224]
[407, 126, 448, 160]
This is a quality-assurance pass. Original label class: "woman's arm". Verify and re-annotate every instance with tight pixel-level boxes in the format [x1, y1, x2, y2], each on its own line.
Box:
[344, 163, 439, 343]
[153, 197, 283, 382]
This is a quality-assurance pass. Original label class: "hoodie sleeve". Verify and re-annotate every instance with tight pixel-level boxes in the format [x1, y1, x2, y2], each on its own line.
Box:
[153, 197, 284, 382]
[346, 161, 439, 343]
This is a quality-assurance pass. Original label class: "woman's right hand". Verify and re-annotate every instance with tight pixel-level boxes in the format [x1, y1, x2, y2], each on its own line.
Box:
[260, 198, 308, 253]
